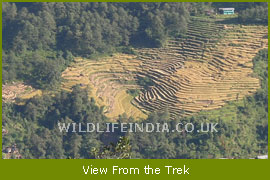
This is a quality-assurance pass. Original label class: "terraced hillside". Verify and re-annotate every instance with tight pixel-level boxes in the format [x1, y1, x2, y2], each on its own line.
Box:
[62, 54, 147, 119]
[62, 17, 268, 120]
[2, 83, 42, 104]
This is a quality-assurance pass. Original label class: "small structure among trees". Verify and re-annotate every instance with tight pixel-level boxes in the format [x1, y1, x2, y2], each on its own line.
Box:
[219, 8, 235, 15]
[205, 9, 215, 16]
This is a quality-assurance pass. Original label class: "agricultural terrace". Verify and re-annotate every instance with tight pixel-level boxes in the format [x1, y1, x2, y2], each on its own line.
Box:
[2, 82, 42, 104]
[62, 17, 268, 120]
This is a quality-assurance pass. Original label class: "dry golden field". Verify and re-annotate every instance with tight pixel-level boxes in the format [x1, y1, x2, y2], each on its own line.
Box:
[61, 17, 268, 120]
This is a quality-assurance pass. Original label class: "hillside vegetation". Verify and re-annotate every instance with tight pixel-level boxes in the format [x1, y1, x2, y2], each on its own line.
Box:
[2, 48, 268, 159]
[2, 2, 190, 89]
[2, 2, 268, 159]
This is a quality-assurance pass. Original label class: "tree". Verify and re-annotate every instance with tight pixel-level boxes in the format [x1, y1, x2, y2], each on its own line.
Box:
[91, 137, 131, 159]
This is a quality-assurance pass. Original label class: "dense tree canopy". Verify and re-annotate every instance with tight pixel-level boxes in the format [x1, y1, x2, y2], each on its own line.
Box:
[238, 5, 268, 24]
[2, 2, 191, 88]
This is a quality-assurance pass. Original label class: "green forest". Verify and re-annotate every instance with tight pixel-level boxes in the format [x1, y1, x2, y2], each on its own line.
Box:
[2, 2, 268, 159]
